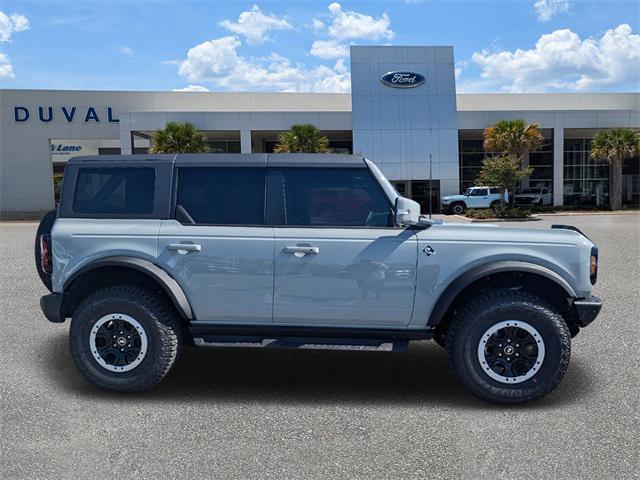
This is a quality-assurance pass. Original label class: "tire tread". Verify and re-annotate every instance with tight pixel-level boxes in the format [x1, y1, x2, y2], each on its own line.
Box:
[70, 285, 183, 392]
[445, 289, 571, 404]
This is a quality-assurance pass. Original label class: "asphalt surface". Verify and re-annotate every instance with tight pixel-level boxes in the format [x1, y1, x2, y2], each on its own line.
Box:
[1, 214, 638, 479]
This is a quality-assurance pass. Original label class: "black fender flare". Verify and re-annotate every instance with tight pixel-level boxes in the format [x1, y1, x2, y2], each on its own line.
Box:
[64, 256, 193, 320]
[427, 261, 577, 326]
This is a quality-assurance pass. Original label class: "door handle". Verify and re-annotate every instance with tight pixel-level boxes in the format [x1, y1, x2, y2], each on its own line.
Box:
[283, 246, 319, 255]
[168, 243, 201, 254]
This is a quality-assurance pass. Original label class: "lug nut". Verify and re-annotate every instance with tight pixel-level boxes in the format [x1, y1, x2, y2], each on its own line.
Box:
[515, 353, 519, 357]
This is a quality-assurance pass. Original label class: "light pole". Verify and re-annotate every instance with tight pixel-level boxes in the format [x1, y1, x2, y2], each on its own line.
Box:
[428, 126, 433, 219]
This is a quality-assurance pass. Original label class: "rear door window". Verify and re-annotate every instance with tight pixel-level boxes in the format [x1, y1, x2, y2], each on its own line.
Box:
[72, 167, 155, 214]
[281, 168, 393, 227]
[176, 167, 266, 225]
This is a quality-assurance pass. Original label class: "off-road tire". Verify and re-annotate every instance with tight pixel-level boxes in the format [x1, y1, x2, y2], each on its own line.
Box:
[451, 202, 466, 215]
[490, 200, 501, 210]
[34, 209, 57, 292]
[445, 289, 571, 404]
[69, 286, 183, 392]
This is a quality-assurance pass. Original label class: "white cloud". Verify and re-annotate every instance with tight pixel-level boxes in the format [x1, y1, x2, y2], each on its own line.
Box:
[533, 0, 571, 22]
[178, 36, 244, 82]
[118, 46, 133, 55]
[471, 24, 640, 92]
[0, 11, 29, 43]
[219, 5, 291, 45]
[0, 52, 14, 79]
[310, 18, 325, 32]
[177, 35, 350, 93]
[325, 3, 393, 41]
[310, 39, 348, 59]
[173, 85, 210, 92]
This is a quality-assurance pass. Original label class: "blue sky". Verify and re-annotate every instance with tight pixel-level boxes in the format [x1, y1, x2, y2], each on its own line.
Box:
[0, 0, 638, 93]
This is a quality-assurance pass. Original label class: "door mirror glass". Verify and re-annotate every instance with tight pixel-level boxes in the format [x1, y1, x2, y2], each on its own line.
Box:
[395, 196, 421, 226]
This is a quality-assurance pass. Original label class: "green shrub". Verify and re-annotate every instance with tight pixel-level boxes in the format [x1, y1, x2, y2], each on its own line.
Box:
[465, 207, 531, 219]
[465, 209, 495, 219]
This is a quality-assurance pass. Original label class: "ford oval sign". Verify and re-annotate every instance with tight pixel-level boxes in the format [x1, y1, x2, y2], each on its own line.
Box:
[381, 71, 425, 89]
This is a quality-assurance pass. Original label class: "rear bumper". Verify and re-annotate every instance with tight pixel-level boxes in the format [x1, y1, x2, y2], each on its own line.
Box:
[40, 293, 65, 323]
[573, 295, 603, 328]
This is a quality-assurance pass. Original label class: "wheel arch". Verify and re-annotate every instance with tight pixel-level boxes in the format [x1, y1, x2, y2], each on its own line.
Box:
[62, 256, 193, 320]
[427, 261, 577, 329]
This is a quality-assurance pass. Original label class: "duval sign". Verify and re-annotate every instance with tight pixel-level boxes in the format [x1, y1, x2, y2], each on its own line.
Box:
[381, 71, 425, 89]
[13, 106, 119, 123]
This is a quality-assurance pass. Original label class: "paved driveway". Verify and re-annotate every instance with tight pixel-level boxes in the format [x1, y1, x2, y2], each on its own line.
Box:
[1, 214, 638, 479]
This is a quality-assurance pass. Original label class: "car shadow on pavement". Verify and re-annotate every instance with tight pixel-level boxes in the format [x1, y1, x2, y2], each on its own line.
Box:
[43, 332, 593, 410]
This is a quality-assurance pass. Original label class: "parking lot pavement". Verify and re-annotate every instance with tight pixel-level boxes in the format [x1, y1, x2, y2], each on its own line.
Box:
[1, 214, 638, 479]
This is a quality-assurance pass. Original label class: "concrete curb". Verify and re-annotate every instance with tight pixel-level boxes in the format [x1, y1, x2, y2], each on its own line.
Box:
[534, 211, 640, 216]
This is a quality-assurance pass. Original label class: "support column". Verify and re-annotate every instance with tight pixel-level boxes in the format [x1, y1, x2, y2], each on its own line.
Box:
[553, 127, 564, 206]
[240, 130, 252, 153]
[521, 153, 530, 190]
[119, 115, 132, 155]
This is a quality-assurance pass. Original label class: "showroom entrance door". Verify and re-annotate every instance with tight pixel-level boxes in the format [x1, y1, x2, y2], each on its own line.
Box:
[392, 180, 441, 214]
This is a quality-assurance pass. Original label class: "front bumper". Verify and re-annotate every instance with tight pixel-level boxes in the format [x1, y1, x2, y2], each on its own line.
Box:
[573, 295, 603, 328]
[40, 293, 65, 323]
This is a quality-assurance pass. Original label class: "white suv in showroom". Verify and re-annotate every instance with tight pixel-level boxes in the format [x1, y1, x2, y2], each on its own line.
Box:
[441, 187, 507, 214]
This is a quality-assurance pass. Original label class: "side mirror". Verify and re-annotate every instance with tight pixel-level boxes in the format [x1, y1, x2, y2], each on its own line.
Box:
[395, 196, 421, 226]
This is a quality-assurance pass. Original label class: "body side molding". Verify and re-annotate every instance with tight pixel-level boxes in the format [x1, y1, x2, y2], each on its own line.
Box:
[64, 256, 193, 320]
[427, 261, 578, 327]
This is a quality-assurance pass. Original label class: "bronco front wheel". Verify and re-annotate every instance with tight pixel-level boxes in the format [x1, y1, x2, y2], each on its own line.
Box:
[445, 290, 571, 404]
[69, 286, 183, 391]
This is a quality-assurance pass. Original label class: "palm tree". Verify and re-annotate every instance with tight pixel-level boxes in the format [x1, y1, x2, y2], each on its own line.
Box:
[590, 127, 640, 210]
[483, 119, 544, 158]
[150, 121, 209, 154]
[274, 124, 330, 153]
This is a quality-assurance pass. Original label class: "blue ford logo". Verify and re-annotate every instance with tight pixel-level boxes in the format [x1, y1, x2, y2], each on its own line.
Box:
[381, 71, 425, 88]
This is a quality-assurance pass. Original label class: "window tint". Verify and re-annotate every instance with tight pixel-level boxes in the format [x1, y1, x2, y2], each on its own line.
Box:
[72, 167, 155, 214]
[489, 188, 500, 194]
[177, 167, 265, 225]
[282, 168, 392, 227]
[469, 188, 487, 196]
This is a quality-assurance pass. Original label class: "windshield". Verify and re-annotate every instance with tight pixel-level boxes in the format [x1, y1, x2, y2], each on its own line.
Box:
[520, 188, 539, 194]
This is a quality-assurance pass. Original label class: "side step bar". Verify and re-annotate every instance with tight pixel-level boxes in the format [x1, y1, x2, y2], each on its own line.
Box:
[193, 335, 409, 352]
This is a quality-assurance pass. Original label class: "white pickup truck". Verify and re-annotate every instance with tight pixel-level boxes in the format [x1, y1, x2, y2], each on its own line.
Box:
[441, 186, 507, 214]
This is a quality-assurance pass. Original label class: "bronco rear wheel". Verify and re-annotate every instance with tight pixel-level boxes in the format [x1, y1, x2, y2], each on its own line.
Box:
[69, 286, 183, 391]
[445, 290, 570, 404]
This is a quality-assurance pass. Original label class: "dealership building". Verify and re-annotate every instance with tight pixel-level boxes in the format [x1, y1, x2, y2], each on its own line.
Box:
[1, 45, 638, 219]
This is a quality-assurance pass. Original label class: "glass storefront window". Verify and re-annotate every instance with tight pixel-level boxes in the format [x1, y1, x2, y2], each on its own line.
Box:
[207, 140, 241, 153]
[563, 137, 610, 207]
[458, 135, 553, 193]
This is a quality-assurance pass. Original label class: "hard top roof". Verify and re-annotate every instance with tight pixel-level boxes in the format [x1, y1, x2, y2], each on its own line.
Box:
[67, 153, 367, 168]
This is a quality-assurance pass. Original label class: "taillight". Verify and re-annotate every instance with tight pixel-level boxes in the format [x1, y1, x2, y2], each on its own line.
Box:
[590, 246, 598, 285]
[40, 234, 53, 274]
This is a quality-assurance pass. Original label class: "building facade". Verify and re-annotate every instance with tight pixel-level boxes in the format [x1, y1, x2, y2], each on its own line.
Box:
[1, 46, 638, 219]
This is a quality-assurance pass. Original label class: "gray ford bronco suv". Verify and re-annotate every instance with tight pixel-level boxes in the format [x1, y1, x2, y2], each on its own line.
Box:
[36, 154, 602, 404]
